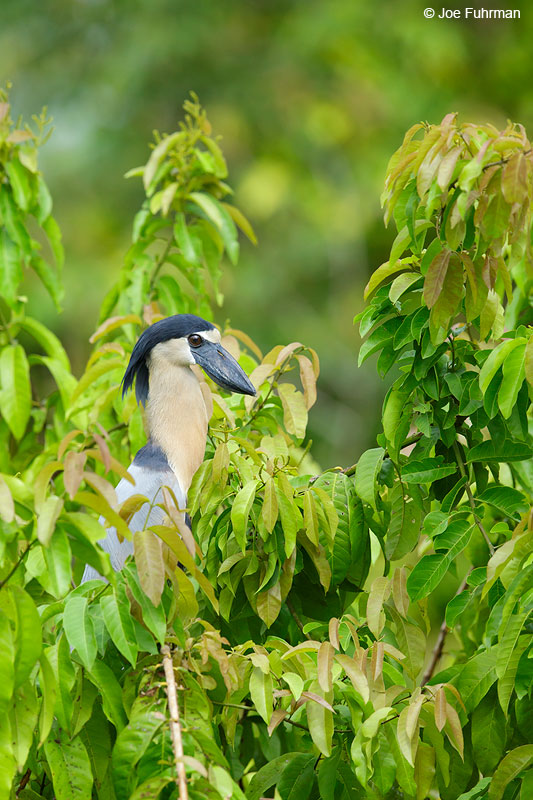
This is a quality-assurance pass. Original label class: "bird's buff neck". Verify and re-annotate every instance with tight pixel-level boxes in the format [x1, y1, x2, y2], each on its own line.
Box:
[145, 354, 209, 495]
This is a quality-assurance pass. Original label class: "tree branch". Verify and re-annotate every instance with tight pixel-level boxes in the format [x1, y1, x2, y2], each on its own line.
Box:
[161, 645, 188, 800]
[421, 574, 469, 686]
[286, 598, 311, 640]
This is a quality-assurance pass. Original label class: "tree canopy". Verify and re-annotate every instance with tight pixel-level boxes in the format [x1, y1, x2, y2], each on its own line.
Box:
[0, 90, 532, 800]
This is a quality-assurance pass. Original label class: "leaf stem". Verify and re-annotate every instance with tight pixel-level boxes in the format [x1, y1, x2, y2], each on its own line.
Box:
[452, 440, 494, 554]
[161, 645, 188, 800]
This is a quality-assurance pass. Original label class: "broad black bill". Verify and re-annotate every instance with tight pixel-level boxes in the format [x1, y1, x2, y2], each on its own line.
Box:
[193, 341, 256, 396]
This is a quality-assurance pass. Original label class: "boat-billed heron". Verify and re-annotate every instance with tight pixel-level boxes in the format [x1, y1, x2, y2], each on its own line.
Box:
[81, 314, 255, 582]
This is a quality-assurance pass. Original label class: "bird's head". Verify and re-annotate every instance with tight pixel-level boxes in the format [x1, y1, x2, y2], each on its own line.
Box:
[122, 314, 256, 405]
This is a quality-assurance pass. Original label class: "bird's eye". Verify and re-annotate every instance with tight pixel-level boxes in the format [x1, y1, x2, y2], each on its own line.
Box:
[188, 334, 203, 348]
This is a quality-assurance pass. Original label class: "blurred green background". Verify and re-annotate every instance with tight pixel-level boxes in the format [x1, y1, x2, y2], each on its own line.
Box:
[2, 0, 531, 467]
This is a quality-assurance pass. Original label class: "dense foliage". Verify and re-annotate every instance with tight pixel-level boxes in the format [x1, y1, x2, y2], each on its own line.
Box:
[0, 93, 532, 799]
[8, 0, 533, 470]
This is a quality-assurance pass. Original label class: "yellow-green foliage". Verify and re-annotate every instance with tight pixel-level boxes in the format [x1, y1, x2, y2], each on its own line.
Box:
[0, 95, 532, 799]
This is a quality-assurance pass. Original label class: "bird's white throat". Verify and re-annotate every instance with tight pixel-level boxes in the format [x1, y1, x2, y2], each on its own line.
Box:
[145, 352, 210, 494]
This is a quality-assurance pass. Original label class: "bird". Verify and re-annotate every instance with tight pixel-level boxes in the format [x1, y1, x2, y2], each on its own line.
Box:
[81, 313, 255, 582]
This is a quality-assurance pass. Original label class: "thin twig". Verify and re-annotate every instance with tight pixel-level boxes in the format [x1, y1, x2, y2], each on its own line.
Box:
[161, 645, 188, 800]
[0, 542, 35, 590]
[452, 440, 494, 554]
[16, 769, 31, 796]
[342, 432, 423, 477]
[286, 598, 311, 640]
[421, 574, 469, 686]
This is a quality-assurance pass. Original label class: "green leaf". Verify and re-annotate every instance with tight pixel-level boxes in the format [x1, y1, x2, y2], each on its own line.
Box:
[457, 777, 491, 800]
[9, 681, 38, 770]
[133, 529, 165, 606]
[0, 344, 31, 440]
[45, 636, 75, 731]
[31, 355, 77, 408]
[63, 596, 97, 670]
[0, 610, 15, 709]
[407, 521, 472, 601]
[276, 476, 302, 558]
[6, 158, 32, 211]
[43, 215, 64, 269]
[222, 202, 257, 245]
[445, 591, 470, 627]
[18, 316, 70, 370]
[453, 646, 498, 711]
[401, 457, 457, 484]
[129, 777, 174, 800]
[318, 748, 342, 800]
[0, 229, 22, 306]
[364, 258, 417, 300]
[479, 338, 524, 394]
[37, 495, 64, 546]
[497, 621, 530, 714]
[498, 341, 526, 418]
[143, 131, 181, 192]
[68, 357, 123, 407]
[477, 485, 527, 519]
[31, 254, 64, 310]
[38, 651, 57, 746]
[174, 212, 200, 264]
[278, 383, 308, 439]
[389, 272, 421, 304]
[36, 173, 53, 222]
[249, 665, 273, 724]
[100, 590, 138, 667]
[407, 553, 448, 602]
[188, 191, 239, 264]
[43, 528, 72, 597]
[314, 472, 366, 586]
[488, 745, 533, 800]
[231, 480, 258, 552]
[111, 711, 164, 798]
[262, 476, 279, 534]
[246, 754, 304, 800]
[306, 684, 334, 757]
[44, 729, 93, 800]
[123, 563, 167, 645]
[355, 447, 384, 511]
[87, 660, 127, 731]
[386, 483, 423, 560]
[499, 564, 533, 636]
[256, 583, 282, 627]
[471, 689, 506, 774]
[277, 753, 316, 800]
[283, 672, 304, 702]
[6, 586, 42, 689]
[383, 387, 412, 460]
[466, 439, 533, 463]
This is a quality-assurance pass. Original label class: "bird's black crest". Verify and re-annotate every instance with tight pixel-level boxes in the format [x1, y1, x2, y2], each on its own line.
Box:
[122, 314, 215, 406]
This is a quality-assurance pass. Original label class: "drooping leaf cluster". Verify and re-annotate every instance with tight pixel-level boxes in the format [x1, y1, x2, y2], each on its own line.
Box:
[0, 95, 532, 800]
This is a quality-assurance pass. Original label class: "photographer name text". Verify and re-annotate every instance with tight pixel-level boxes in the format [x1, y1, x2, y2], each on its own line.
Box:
[424, 8, 520, 19]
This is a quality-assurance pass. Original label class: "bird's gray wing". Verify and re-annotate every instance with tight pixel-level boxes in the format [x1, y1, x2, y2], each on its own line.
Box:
[81, 442, 185, 582]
